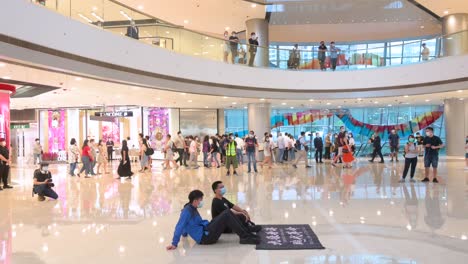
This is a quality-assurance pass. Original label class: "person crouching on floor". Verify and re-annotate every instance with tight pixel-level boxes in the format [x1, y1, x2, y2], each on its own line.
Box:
[33, 163, 58, 201]
[211, 181, 261, 233]
[166, 190, 259, 250]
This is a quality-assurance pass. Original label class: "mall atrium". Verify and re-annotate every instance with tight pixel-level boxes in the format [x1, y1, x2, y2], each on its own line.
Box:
[0, 0, 468, 263]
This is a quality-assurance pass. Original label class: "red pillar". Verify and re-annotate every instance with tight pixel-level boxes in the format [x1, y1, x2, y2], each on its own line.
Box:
[0, 83, 16, 148]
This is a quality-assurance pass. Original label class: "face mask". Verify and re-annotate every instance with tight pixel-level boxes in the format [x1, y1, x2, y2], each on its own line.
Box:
[249, 134, 254, 138]
[409, 138, 415, 143]
[42, 166, 49, 172]
[426, 132, 431, 136]
[220, 187, 226, 195]
[252, 35, 256, 38]
[197, 201, 204, 208]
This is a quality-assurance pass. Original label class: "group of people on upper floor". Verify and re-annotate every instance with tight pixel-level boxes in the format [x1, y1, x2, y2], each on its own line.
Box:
[223, 31, 259, 67]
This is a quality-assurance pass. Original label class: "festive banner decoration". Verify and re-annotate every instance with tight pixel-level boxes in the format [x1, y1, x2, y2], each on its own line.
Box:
[148, 108, 170, 150]
[296, 53, 384, 70]
[271, 109, 333, 128]
[336, 106, 444, 139]
[48, 110, 66, 152]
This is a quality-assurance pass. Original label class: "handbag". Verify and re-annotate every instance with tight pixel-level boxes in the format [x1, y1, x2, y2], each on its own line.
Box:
[145, 147, 154, 156]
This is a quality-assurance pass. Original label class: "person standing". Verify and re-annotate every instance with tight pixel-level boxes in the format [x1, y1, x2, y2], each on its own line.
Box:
[234, 133, 244, 165]
[33, 138, 43, 165]
[139, 138, 149, 172]
[260, 135, 273, 169]
[106, 138, 114, 161]
[415, 132, 424, 156]
[389, 129, 400, 162]
[332, 126, 346, 166]
[248, 32, 259, 67]
[421, 127, 444, 183]
[368, 133, 384, 163]
[244, 131, 258, 173]
[0, 138, 13, 190]
[78, 139, 93, 178]
[219, 134, 228, 165]
[399, 135, 418, 182]
[89, 139, 97, 176]
[202, 135, 211, 168]
[314, 132, 323, 164]
[421, 43, 430, 61]
[318, 41, 328, 71]
[222, 31, 230, 63]
[225, 133, 238, 176]
[69, 138, 80, 177]
[465, 135, 468, 170]
[174, 131, 187, 167]
[276, 132, 285, 163]
[329, 41, 341, 71]
[189, 136, 200, 169]
[293, 132, 311, 168]
[288, 134, 296, 162]
[117, 139, 133, 178]
[288, 44, 300, 69]
[348, 133, 356, 154]
[229, 31, 239, 64]
[324, 132, 332, 159]
[126, 20, 139, 39]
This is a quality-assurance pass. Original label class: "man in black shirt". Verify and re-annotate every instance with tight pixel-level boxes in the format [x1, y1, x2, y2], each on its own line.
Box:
[318, 41, 328, 71]
[422, 127, 444, 183]
[248, 32, 259, 67]
[106, 139, 114, 161]
[0, 138, 13, 190]
[369, 133, 384, 163]
[229, 31, 239, 64]
[211, 181, 261, 233]
[314, 132, 323, 163]
[388, 129, 400, 162]
[33, 163, 58, 201]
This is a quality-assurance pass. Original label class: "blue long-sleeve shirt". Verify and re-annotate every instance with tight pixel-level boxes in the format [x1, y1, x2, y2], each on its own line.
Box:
[171, 204, 209, 246]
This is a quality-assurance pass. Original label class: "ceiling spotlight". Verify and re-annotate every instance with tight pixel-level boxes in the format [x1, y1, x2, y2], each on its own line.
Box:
[187, 100, 193, 103]
[444, 10, 449, 15]
[420, 25, 425, 29]
[388, 104, 392, 107]
[251, 3, 257, 8]
[184, 19, 189, 24]
[232, 102, 237, 105]
[374, 101, 379, 104]
[309, 99, 314, 102]
[92, 6, 98, 11]
[223, 96, 228, 99]
[137, 5, 144, 10]
[166, 31, 170, 34]
[75, 77, 82, 81]
[205, 106, 209, 108]
[281, 102, 287, 105]
[1, 76, 11, 80]
[457, 90, 463, 93]
[225, 27, 230, 30]
[357, 98, 362, 101]
[290, 107, 294, 109]
[425, 99, 430, 102]
[180, 92, 186, 95]
[244, 106, 248, 109]
[260, 98, 265, 101]
[0, 63, 5, 67]
[404, 95, 409, 98]
[326, 102, 331, 105]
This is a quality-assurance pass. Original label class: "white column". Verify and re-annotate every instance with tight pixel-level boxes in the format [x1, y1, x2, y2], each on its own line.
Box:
[444, 98, 467, 156]
[248, 103, 271, 140]
[442, 13, 468, 56]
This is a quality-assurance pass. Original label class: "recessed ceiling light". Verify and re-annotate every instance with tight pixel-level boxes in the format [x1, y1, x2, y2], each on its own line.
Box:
[75, 77, 82, 81]
[420, 25, 425, 29]
[92, 6, 98, 11]
[374, 101, 379, 104]
[281, 102, 287, 105]
[290, 107, 294, 109]
[260, 98, 265, 101]
[460, 98, 465, 101]
[166, 31, 170, 34]
[1, 76, 11, 79]
[187, 100, 193, 103]
[309, 99, 314, 102]
[232, 102, 237, 105]
[225, 27, 230, 30]
[137, 5, 144, 10]
[326, 102, 331, 105]
[223, 96, 228, 99]
[457, 90, 463, 93]
[388, 104, 392, 107]
[184, 20, 189, 24]
[180, 92, 186, 95]
[251, 3, 257, 8]
[404, 95, 409, 98]
[425, 99, 430, 102]
[357, 98, 362, 101]
[337, 106, 342, 108]
[0, 63, 5, 67]
[444, 10, 449, 14]
[244, 106, 248, 109]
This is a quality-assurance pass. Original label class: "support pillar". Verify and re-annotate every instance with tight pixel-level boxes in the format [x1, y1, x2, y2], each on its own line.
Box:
[217, 109, 225, 135]
[245, 18, 269, 67]
[444, 98, 467, 156]
[442, 13, 468, 56]
[248, 103, 271, 142]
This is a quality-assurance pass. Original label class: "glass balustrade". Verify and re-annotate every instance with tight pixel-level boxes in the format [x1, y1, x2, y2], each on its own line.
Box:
[29, 0, 467, 71]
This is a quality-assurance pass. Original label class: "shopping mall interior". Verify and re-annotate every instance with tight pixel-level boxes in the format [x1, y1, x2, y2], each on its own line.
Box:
[1, 0, 468, 263]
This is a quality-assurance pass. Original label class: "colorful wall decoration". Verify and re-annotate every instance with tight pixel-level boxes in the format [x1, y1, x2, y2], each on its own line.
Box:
[0, 91, 10, 146]
[271, 109, 333, 128]
[147, 108, 169, 150]
[296, 53, 384, 70]
[102, 119, 120, 144]
[48, 110, 66, 152]
[336, 106, 444, 139]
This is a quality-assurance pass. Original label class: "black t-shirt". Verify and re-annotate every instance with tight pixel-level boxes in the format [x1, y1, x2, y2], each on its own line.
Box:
[318, 44, 327, 58]
[0, 146, 9, 164]
[211, 197, 234, 219]
[244, 137, 257, 152]
[388, 134, 400, 146]
[423, 135, 443, 156]
[229, 36, 239, 50]
[34, 169, 52, 183]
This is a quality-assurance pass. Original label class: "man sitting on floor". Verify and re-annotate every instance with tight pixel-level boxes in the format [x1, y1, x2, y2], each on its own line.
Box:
[211, 181, 261, 233]
[166, 190, 259, 250]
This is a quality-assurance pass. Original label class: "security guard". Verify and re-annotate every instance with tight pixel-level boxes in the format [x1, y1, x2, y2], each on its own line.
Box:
[0, 138, 13, 190]
[225, 133, 238, 176]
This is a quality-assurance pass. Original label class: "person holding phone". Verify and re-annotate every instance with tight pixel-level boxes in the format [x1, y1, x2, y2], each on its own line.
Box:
[33, 163, 58, 201]
[248, 32, 259, 67]
[421, 127, 444, 183]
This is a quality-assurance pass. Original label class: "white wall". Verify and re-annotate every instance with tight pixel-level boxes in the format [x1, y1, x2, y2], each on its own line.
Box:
[1, 1, 468, 100]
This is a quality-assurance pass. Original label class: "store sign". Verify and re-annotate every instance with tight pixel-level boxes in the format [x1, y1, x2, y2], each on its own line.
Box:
[11, 123, 30, 129]
[94, 111, 133, 117]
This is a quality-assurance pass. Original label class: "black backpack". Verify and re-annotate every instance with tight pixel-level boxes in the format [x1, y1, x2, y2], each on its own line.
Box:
[145, 142, 154, 156]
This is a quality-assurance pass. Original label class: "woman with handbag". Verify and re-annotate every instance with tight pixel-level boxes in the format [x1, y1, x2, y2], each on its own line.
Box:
[139, 138, 149, 172]
[163, 134, 178, 170]
[69, 138, 80, 176]
[117, 139, 133, 179]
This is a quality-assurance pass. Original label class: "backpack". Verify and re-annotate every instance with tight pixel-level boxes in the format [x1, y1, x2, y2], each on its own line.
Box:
[294, 138, 301, 150]
[145, 142, 154, 156]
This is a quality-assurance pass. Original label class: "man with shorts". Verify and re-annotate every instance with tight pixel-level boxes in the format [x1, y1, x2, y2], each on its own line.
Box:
[388, 129, 400, 162]
[421, 127, 444, 183]
[332, 126, 346, 167]
[225, 133, 238, 176]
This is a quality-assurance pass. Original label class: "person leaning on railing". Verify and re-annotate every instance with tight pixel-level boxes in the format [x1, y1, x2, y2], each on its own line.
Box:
[248, 32, 259, 67]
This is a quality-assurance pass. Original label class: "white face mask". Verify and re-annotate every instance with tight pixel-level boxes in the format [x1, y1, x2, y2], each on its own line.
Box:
[426, 132, 431, 136]
[252, 35, 256, 38]
[42, 166, 49, 172]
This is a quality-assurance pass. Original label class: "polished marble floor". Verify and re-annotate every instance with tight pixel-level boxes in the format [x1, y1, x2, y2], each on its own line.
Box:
[1, 157, 467, 264]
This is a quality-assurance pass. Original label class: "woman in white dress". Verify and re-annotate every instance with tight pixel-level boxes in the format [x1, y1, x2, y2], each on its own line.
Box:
[96, 139, 108, 174]
[223, 31, 230, 63]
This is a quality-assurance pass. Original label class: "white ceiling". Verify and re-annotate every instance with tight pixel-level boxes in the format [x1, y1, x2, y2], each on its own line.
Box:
[418, 0, 468, 17]
[1, 61, 466, 110]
